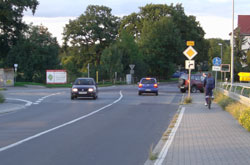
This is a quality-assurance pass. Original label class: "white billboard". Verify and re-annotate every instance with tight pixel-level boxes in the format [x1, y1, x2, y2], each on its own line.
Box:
[46, 70, 67, 84]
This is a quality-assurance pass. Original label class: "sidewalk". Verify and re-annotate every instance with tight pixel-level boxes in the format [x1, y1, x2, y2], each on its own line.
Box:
[156, 93, 250, 165]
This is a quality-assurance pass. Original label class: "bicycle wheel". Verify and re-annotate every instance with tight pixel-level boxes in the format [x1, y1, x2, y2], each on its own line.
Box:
[208, 97, 211, 109]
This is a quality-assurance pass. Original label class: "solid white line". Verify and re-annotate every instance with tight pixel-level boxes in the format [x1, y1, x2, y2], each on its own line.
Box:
[0, 91, 123, 152]
[6, 98, 33, 106]
[154, 107, 185, 165]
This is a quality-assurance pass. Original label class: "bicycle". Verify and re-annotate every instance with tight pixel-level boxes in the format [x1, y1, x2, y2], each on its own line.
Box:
[207, 95, 212, 109]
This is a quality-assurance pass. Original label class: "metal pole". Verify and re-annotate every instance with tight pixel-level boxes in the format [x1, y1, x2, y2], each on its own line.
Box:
[188, 68, 191, 98]
[220, 44, 223, 82]
[231, 0, 234, 86]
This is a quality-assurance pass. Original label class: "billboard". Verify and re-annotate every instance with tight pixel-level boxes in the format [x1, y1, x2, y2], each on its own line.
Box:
[46, 70, 67, 84]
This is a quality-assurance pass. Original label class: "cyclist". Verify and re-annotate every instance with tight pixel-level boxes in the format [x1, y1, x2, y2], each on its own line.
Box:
[203, 73, 215, 106]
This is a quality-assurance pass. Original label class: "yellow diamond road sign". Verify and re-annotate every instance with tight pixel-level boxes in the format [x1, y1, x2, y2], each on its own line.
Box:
[183, 46, 198, 60]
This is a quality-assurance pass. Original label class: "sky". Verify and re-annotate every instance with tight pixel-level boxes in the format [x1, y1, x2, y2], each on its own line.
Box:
[23, 0, 250, 45]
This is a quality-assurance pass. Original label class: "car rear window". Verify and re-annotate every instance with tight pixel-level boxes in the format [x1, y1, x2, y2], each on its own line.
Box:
[74, 79, 94, 85]
[141, 79, 156, 84]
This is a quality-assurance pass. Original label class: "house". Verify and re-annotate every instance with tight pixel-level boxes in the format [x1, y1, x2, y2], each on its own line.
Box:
[237, 15, 250, 51]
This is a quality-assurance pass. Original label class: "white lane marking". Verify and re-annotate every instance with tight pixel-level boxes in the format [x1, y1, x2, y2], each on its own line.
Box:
[154, 107, 185, 165]
[0, 91, 123, 152]
[33, 92, 61, 105]
[6, 98, 33, 106]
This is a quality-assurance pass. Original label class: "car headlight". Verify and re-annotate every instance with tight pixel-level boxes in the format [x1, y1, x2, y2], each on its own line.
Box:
[88, 88, 94, 92]
[72, 88, 78, 92]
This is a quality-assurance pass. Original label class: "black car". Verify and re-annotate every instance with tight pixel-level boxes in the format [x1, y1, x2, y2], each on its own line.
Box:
[71, 78, 98, 100]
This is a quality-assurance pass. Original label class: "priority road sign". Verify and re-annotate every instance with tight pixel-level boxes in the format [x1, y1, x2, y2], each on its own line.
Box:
[183, 46, 198, 60]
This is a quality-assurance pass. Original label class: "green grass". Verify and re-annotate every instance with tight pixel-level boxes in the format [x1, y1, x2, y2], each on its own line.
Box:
[0, 93, 5, 103]
[183, 96, 192, 104]
[15, 82, 45, 87]
[215, 91, 250, 132]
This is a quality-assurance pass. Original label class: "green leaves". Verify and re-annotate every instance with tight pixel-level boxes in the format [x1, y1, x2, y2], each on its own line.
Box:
[6, 25, 60, 82]
[0, 0, 39, 64]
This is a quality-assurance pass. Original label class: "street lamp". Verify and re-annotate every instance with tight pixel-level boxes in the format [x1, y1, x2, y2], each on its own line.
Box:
[218, 43, 223, 82]
[231, 0, 235, 86]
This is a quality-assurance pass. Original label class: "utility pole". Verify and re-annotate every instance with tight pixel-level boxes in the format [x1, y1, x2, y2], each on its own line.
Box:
[231, 0, 234, 87]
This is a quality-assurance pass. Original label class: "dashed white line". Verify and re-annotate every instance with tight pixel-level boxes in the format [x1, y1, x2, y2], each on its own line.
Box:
[0, 91, 123, 152]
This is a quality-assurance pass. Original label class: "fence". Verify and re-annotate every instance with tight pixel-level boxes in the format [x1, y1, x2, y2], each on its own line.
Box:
[217, 82, 250, 107]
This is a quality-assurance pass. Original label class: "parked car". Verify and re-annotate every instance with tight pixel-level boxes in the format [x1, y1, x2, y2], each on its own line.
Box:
[178, 73, 205, 93]
[138, 77, 158, 96]
[71, 78, 98, 100]
[172, 71, 185, 78]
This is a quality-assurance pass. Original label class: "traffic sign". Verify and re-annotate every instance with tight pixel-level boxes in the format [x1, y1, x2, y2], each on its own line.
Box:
[221, 64, 230, 72]
[186, 41, 195, 46]
[183, 46, 198, 60]
[129, 64, 135, 70]
[185, 60, 195, 70]
[212, 66, 221, 71]
[212, 57, 221, 66]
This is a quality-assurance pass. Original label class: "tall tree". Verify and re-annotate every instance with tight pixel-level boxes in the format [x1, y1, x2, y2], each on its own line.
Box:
[0, 0, 39, 66]
[63, 5, 120, 65]
[139, 17, 182, 79]
[120, 4, 207, 71]
[7, 25, 59, 82]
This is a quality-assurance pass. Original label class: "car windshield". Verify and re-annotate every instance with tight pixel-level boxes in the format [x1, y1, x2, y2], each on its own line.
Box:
[74, 79, 94, 85]
[141, 79, 156, 84]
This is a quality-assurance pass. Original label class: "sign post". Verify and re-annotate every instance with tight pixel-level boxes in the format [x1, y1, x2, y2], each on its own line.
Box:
[183, 43, 197, 98]
[212, 57, 221, 88]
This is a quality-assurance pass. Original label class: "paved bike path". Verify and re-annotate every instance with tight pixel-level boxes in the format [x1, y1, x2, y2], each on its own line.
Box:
[159, 93, 250, 165]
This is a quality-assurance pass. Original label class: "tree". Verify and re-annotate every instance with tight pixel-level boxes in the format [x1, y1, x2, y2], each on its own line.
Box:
[139, 17, 182, 79]
[6, 25, 60, 82]
[120, 4, 207, 72]
[63, 5, 120, 66]
[117, 30, 146, 79]
[0, 0, 39, 66]
[100, 44, 123, 81]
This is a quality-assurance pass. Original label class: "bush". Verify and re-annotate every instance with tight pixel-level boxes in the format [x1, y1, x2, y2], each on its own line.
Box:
[226, 103, 247, 120]
[214, 92, 235, 109]
[0, 93, 5, 103]
[239, 108, 250, 131]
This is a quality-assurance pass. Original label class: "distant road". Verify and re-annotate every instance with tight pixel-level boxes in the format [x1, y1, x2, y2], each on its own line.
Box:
[0, 84, 182, 165]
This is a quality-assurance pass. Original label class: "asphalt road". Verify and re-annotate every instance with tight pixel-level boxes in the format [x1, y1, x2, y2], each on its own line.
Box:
[0, 84, 182, 165]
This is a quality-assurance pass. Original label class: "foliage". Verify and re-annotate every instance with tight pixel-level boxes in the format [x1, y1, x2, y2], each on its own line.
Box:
[120, 4, 207, 69]
[101, 44, 123, 81]
[63, 5, 120, 66]
[239, 108, 250, 131]
[247, 50, 250, 70]
[207, 39, 231, 67]
[0, 0, 39, 66]
[139, 17, 182, 79]
[215, 91, 250, 132]
[6, 25, 60, 83]
[117, 30, 146, 79]
[184, 96, 192, 104]
[0, 93, 5, 103]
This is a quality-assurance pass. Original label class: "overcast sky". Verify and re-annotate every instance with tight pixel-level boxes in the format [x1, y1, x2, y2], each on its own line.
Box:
[23, 0, 250, 45]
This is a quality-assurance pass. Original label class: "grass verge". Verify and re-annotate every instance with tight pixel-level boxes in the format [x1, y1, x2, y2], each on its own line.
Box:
[183, 96, 192, 104]
[0, 93, 5, 103]
[214, 91, 250, 132]
[149, 144, 158, 161]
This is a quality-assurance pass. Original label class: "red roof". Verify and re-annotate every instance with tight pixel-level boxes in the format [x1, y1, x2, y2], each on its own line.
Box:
[238, 15, 250, 35]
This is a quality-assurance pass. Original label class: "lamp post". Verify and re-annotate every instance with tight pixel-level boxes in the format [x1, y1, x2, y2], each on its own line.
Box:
[231, 0, 235, 86]
[218, 43, 223, 82]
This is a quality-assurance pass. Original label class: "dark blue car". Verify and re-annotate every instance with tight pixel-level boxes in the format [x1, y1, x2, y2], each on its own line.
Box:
[138, 78, 158, 96]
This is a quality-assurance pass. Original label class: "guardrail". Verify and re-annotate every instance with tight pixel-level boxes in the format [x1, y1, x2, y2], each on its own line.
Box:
[217, 82, 250, 107]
